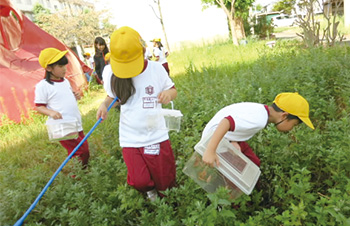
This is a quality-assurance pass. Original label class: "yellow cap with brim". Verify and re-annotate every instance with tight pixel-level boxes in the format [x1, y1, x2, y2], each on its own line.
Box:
[110, 26, 144, 78]
[39, 48, 68, 68]
[150, 38, 161, 42]
[273, 92, 314, 129]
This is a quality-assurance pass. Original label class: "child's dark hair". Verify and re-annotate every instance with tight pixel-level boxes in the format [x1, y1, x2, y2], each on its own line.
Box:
[110, 75, 135, 105]
[45, 55, 68, 85]
[156, 41, 163, 51]
[271, 103, 302, 123]
[94, 37, 109, 57]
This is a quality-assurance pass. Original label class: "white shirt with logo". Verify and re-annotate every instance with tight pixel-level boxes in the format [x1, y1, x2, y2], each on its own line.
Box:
[104, 60, 175, 147]
[202, 103, 269, 141]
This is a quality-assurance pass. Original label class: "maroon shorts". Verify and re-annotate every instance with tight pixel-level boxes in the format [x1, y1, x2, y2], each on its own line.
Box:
[162, 62, 170, 75]
[238, 141, 260, 167]
[122, 140, 176, 192]
[59, 131, 90, 166]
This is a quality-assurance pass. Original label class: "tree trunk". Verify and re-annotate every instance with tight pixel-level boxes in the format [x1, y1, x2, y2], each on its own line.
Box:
[156, 0, 171, 52]
[234, 17, 246, 40]
[216, 0, 239, 46]
[228, 18, 239, 45]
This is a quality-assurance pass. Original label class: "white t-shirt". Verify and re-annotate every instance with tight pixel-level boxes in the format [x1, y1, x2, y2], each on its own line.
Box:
[102, 64, 112, 91]
[89, 57, 94, 68]
[104, 60, 175, 147]
[144, 47, 152, 59]
[153, 47, 168, 64]
[202, 103, 269, 142]
[34, 79, 83, 131]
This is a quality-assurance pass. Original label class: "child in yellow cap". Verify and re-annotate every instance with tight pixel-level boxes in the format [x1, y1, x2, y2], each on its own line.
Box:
[35, 48, 90, 167]
[151, 38, 170, 75]
[202, 92, 314, 168]
[97, 27, 177, 201]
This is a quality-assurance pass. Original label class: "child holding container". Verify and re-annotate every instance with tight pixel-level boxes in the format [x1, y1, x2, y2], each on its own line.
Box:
[202, 92, 314, 168]
[96, 27, 177, 201]
[35, 48, 90, 167]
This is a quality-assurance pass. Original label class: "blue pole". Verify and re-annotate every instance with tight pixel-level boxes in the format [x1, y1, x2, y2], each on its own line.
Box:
[14, 96, 119, 226]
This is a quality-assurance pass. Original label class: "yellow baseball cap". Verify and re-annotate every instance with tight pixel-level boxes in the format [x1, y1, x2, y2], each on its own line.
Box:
[273, 92, 314, 129]
[151, 38, 161, 42]
[104, 52, 111, 61]
[38, 48, 68, 68]
[110, 26, 144, 78]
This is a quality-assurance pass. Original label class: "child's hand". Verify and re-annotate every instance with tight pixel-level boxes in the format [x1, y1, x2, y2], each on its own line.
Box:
[158, 88, 177, 104]
[74, 91, 81, 100]
[96, 103, 108, 121]
[49, 111, 62, 120]
[157, 90, 172, 104]
[202, 149, 220, 167]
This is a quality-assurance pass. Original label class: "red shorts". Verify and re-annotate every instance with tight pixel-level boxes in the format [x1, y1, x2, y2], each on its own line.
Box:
[238, 141, 260, 167]
[59, 131, 90, 166]
[122, 140, 176, 192]
[162, 62, 170, 75]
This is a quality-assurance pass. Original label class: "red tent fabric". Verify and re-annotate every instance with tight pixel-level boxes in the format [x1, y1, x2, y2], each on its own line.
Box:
[0, 0, 88, 124]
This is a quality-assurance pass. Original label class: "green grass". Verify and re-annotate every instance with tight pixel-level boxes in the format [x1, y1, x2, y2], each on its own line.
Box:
[2, 39, 350, 225]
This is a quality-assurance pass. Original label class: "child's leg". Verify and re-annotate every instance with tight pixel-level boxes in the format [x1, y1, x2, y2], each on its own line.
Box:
[238, 141, 260, 167]
[122, 147, 155, 192]
[59, 131, 90, 166]
[122, 140, 176, 193]
[143, 140, 176, 192]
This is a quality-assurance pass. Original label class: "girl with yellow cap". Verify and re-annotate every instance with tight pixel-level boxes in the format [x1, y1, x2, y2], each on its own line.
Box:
[35, 48, 90, 167]
[151, 38, 170, 75]
[97, 27, 177, 201]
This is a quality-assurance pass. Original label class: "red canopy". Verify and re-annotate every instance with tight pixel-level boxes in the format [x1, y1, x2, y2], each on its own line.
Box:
[0, 0, 88, 124]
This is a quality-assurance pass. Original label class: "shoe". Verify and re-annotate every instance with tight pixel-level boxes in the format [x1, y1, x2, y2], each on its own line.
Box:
[146, 189, 158, 202]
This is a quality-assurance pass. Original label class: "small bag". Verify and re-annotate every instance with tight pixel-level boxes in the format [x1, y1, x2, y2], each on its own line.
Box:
[46, 118, 79, 141]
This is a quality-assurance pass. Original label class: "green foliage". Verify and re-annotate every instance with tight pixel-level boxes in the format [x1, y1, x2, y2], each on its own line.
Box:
[32, 4, 116, 47]
[253, 15, 275, 39]
[272, 0, 296, 15]
[2, 40, 350, 225]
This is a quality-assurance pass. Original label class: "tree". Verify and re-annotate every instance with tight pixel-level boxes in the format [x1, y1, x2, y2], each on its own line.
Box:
[295, 0, 344, 47]
[149, 0, 170, 52]
[201, 0, 254, 46]
[272, 0, 296, 15]
[33, 4, 116, 48]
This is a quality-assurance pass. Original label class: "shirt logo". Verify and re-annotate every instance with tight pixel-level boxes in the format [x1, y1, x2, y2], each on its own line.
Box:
[145, 85, 154, 95]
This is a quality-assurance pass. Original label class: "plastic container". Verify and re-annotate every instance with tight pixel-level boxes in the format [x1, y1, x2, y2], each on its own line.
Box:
[160, 101, 183, 132]
[184, 131, 261, 196]
[46, 118, 79, 141]
[183, 152, 243, 200]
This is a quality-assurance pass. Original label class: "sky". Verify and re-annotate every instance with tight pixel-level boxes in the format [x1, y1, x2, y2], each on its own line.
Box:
[94, 0, 230, 47]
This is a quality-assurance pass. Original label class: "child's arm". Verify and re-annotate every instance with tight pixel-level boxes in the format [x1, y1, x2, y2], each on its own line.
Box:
[202, 118, 231, 167]
[157, 88, 177, 104]
[73, 91, 81, 100]
[36, 106, 62, 119]
[96, 96, 115, 121]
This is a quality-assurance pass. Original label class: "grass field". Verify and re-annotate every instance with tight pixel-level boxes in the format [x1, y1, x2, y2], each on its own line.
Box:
[2, 38, 350, 225]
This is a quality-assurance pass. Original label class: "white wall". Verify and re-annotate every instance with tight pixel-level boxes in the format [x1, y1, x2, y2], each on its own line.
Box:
[345, 0, 350, 26]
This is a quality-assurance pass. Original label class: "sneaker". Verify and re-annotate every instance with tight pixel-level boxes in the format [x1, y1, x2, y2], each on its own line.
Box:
[146, 189, 158, 202]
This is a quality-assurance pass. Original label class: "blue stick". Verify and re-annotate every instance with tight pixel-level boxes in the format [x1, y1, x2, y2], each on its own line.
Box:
[14, 96, 119, 226]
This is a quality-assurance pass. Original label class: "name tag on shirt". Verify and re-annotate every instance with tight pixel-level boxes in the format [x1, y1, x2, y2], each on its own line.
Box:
[144, 144, 160, 155]
[143, 97, 158, 109]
